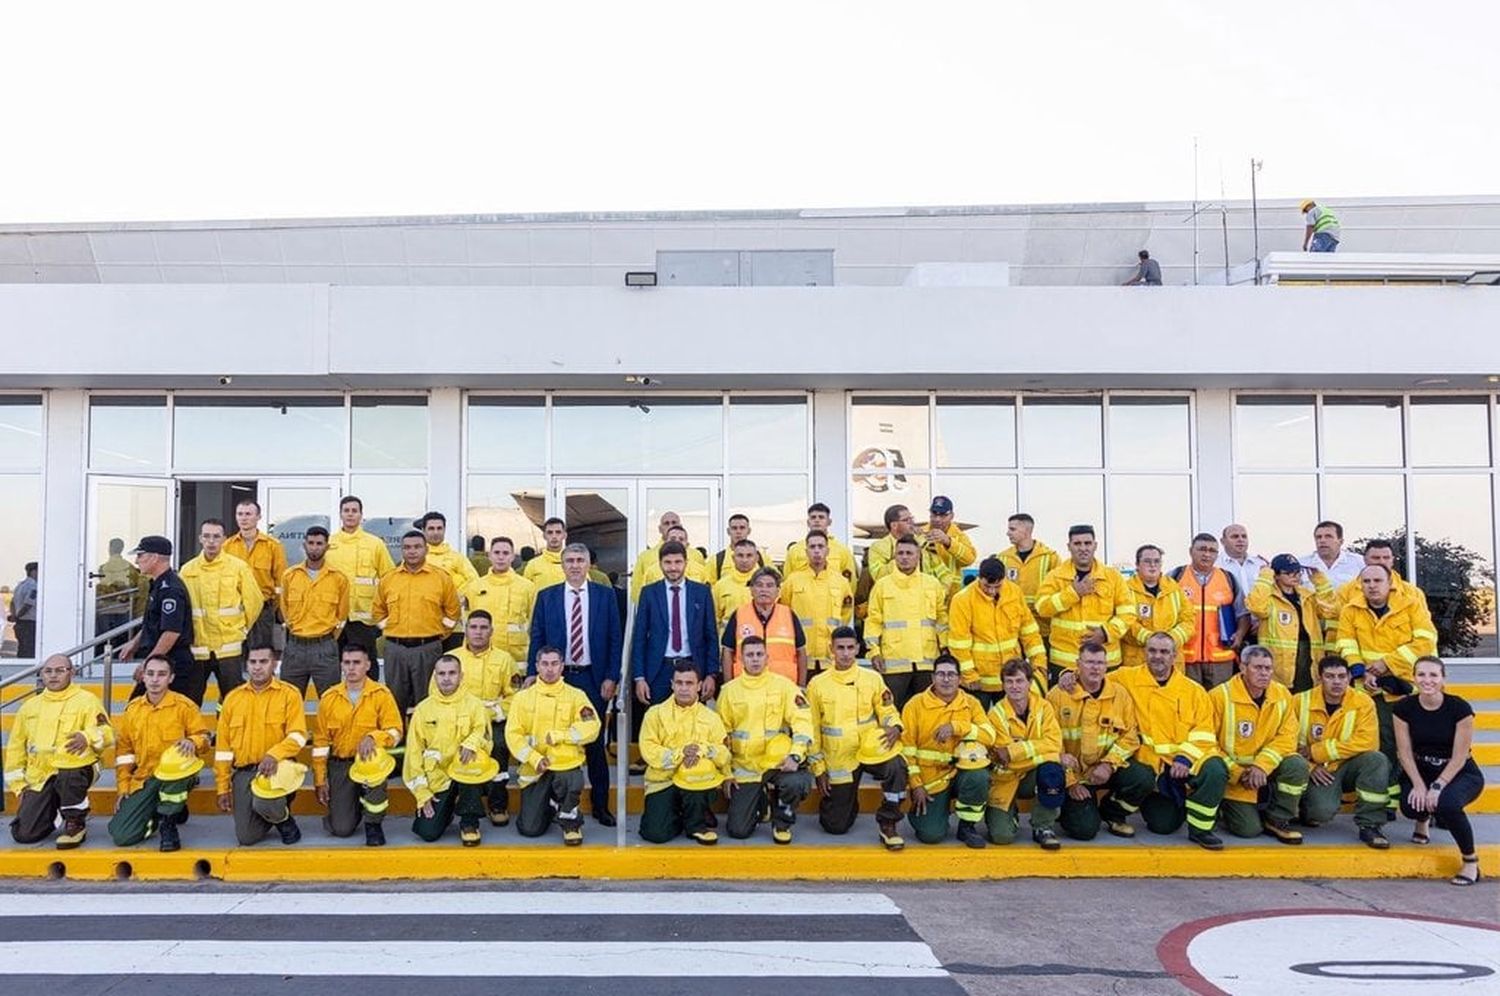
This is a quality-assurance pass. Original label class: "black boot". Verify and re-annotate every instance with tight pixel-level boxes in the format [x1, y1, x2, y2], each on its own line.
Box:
[364, 822, 386, 847]
[159, 817, 181, 853]
[278, 815, 303, 845]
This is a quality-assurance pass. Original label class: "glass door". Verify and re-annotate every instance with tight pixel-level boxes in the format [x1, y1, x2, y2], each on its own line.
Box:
[637, 479, 721, 566]
[260, 477, 344, 566]
[85, 475, 173, 643]
[550, 479, 634, 586]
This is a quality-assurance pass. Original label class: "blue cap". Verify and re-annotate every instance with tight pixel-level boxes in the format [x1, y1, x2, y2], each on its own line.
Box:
[929, 496, 954, 515]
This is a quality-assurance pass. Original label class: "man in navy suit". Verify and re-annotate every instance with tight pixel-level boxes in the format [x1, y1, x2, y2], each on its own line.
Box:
[528, 542, 624, 826]
[630, 540, 721, 745]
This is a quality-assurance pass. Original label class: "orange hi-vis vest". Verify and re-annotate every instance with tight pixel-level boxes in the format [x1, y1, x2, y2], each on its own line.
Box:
[1172, 567, 1239, 664]
[728, 602, 799, 683]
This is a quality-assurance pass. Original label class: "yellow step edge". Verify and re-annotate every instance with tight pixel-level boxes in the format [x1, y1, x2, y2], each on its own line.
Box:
[2, 843, 1494, 883]
[1447, 683, 1500, 699]
[1478, 713, 1500, 731]
[1474, 743, 1500, 764]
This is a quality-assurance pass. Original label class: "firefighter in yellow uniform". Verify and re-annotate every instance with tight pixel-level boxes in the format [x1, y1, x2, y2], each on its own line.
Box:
[1333, 539, 1429, 617]
[180, 517, 266, 698]
[985, 660, 1064, 849]
[223, 499, 288, 653]
[863, 504, 958, 595]
[373, 530, 462, 717]
[1209, 646, 1308, 843]
[326, 494, 396, 665]
[312, 644, 403, 845]
[922, 496, 977, 600]
[639, 660, 731, 844]
[717, 637, 816, 842]
[784, 502, 857, 585]
[712, 539, 762, 629]
[1122, 544, 1193, 670]
[779, 529, 855, 676]
[706, 513, 768, 582]
[1047, 642, 1154, 840]
[432, 611, 521, 825]
[419, 511, 481, 649]
[630, 514, 710, 602]
[807, 627, 907, 849]
[6, 655, 113, 848]
[215, 647, 308, 846]
[460, 536, 538, 662]
[1295, 655, 1390, 848]
[1117, 632, 1229, 850]
[405, 654, 493, 846]
[109, 655, 211, 850]
[947, 557, 1045, 709]
[506, 646, 601, 845]
[1336, 563, 1437, 818]
[523, 518, 569, 590]
[866, 536, 949, 708]
[996, 513, 1059, 644]
[901, 655, 995, 847]
[1034, 525, 1134, 681]
[1247, 556, 1339, 691]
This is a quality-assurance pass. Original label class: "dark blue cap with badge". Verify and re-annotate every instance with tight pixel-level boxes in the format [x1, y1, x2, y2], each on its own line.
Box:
[1270, 553, 1302, 574]
[930, 496, 954, 515]
[130, 535, 173, 556]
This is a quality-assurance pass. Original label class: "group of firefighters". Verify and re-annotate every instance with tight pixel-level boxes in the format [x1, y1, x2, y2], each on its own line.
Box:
[4, 491, 1443, 857]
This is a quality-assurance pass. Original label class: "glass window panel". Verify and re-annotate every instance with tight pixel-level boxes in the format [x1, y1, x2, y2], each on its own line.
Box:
[465, 475, 546, 562]
[1235, 396, 1315, 469]
[850, 473, 931, 556]
[348, 475, 428, 564]
[1322, 396, 1403, 468]
[932, 474, 1018, 563]
[1412, 397, 1490, 467]
[89, 396, 167, 472]
[1108, 475, 1192, 570]
[1235, 474, 1318, 561]
[1022, 474, 1104, 552]
[1322, 474, 1407, 553]
[0, 398, 43, 471]
[174, 397, 344, 472]
[1109, 397, 1190, 470]
[640, 485, 715, 560]
[466, 398, 545, 471]
[727, 475, 810, 565]
[352, 397, 428, 470]
[0, 475, 42, 659]
[1022, 397, 1102, 468]
[729, 397, 808, 471]
[552, 397, 722, 473]
[935, 397, 1016, 468]
[1411, 474, 1496, 658]
[851, 396, 930, 471]
[560, 486, 630, 580]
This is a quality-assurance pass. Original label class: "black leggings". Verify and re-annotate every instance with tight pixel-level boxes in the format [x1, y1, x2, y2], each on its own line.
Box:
[1399, 763, 1485, 855]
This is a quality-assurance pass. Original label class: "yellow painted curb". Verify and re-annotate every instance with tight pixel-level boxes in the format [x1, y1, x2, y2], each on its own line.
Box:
[3, 843, 1495, 882]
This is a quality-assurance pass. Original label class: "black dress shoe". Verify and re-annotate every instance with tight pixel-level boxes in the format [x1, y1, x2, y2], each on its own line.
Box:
[594, 808, 617, 827]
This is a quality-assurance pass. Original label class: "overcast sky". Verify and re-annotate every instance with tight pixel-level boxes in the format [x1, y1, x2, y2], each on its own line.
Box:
[4, 1, 1495, 224]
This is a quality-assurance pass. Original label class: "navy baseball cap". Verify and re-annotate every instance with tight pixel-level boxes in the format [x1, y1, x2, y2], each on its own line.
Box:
[130, 535, 173, 556]
[930, 496, 954, 515]
[1270, 554, 1302, 574]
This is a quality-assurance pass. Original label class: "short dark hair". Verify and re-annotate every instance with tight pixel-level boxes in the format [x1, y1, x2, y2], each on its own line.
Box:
[1364, 538, 1395, 554]
[340, 644, 371, 662]
[1068, 524, 1095, 539]
[883, 504, 909, 528]
[468, 609, 493, 624]
[305, 525, 329, 539]
[491, 536, 514, 550]
[142, 654, 174, 673]
[740, 635, 766, 650]
[1135, 543, 1163, 562]
[339, 495, 363, 511]
[1316, 654, 1348, 674]
[470, 534, 486, 551]
[978, 557, 1004, 582]
[535, 645, 564, 661]
[804, 529, 829, 543]
[808, 502, 831, 515]
[733, 537, 759, 551]
[658, 540, 687, 562]
[542, 517, 566, 530]
[200, 517, 227, 533]
[831, 625, 858, 644]
[933, 653, 961, 673]
[895, 535, 920, 551]
[728, 513, 749, 526]
[1138, 249, 1150, 260]
[673, 658, 701, 677]
[1008, 513, 1034, 526]
[435, 653, 461, 670]
[1315, 520, 1344, 540]
[1078, 640, 1108, 659]
[1001, 659, 1032, 680]
[1191, 532, 1217, 547]
[402, 529, 425, 542]
[750, 567, 782, 586]
[421, 511, 446, 526]
[235, 499, 262, 514]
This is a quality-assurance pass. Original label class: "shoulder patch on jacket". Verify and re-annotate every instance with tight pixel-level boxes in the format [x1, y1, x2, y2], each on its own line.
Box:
[881, 689, 893, 706]
[580, 707, 596, 721]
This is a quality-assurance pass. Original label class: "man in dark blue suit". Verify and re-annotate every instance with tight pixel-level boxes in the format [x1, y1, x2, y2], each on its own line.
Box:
[528, 542, 624, 826]
[630, 540, 720, 744]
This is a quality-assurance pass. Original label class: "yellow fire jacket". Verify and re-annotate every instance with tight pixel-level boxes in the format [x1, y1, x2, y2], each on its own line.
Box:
[785, 536, 858, 585]
[460, 570, 538, 661]
[900, 688, 996, 795]
[430, 644, 522, 723]
[987, 692, 1062, 809]
[779, 567, 854, 663]
[213, 678, 308, 795]
[806, 664, 902, 782]
[1336, 585, 1438, 701]
[716, 670, 814, 780]
[1247, 567, 1339, 687]
[179, 553, 266, 660]
[865, 569, 949, 674]
[1122, 573, 1194, 670]
[504, 678, 601, 786]
[1045, 678, 1141, 788]
[403, 688, 493, 806]
[223, 531, 288, 602]
[996, 541, 1060, 638]
[863, 535, 958, 595]
[326, 526, 396, 624]
[1116, 665, 1221, 775]
[1210, 674, 1299, 804]
[640, 698, 731, 793]
[311, 680, 404, 785]
[712, 566, 757, 629]
[1034, 561, 1135, 670]
[1295, 686, 1380, 773]
[114, 690, 211, 795]
[522, 548, 565, 590]
[426, 542, 481, 633]
[4, 685, 113, 792]
[946, 579, 1045, 691]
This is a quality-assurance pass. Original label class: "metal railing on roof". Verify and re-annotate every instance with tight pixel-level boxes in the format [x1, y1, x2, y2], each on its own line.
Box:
[0, 617, 143, 717]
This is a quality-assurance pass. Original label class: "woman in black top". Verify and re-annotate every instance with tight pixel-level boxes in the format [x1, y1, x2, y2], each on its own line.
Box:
[1393, 655, 1484, 885]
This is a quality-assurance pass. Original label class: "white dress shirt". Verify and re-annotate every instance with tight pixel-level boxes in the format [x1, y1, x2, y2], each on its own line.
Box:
[665, 581, 693, 659]
[564, 582, 591, 667]
[1300, 548, 1366, 588]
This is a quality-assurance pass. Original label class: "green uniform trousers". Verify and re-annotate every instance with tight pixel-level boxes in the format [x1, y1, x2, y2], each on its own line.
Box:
[640, 784, 718, 843]
[1059, 759, 1155, 840]
[516, 768, 584, 838]
[1218, 755, 1310, 837]
[908, 767, 989, 845]
[1302, 751, 1390, 830]
[1374, 696, 1400, 814]
[411, 782, 485, 842]
[726, 768, 813, 839]
[108, 775, 194, 846]
[1141, 756, 1229, 835]
[986, 766, 1062, 844]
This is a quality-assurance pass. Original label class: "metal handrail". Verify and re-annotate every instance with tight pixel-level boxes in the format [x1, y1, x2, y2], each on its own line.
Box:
[0, 617, 143, 715]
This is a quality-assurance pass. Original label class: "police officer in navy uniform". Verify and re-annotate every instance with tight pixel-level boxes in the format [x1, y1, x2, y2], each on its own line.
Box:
[118, 535, 202, 704]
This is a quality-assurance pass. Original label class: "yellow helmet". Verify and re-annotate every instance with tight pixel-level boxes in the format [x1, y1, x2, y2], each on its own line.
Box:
[153, 744, 204, 782]
[251, 760, 309, 799]
[1299, 199, 1316, 212]
[348, 748, 397, 787]
[761, 733, 793, 770]
[954, 740, 990, 767]
[447, 753, 501, 785]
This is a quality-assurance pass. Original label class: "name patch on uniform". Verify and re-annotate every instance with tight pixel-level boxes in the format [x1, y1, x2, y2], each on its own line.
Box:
[1237, 720, 1254, 738]
[1278, 610, 1293, 625]
[1006, 568, 1019, 581]
[1138, 604, 1153, 618]
[1311, 723, 1324, 738]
